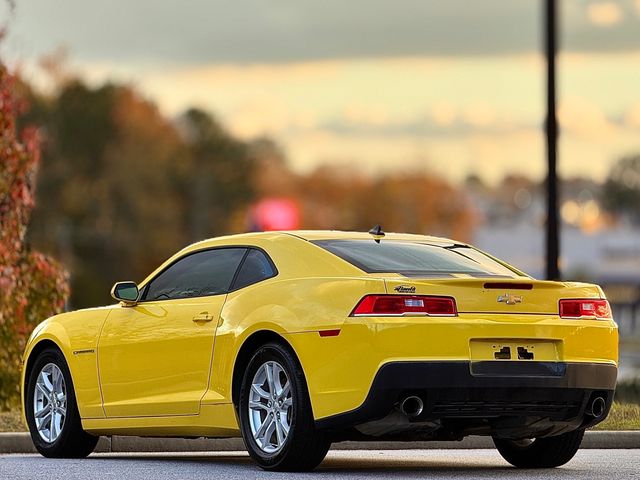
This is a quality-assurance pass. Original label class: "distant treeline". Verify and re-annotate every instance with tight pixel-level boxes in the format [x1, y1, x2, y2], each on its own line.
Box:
[17, 76, 474, 308]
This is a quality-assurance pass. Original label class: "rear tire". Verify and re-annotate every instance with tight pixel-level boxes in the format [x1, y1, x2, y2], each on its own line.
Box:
[238, 341, 331, 471]
[493, 429, 585, 468]
[25, 347, 99, 458]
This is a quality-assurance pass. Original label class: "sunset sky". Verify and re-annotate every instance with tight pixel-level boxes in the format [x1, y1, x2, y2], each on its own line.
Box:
[3, 0, 640, 185]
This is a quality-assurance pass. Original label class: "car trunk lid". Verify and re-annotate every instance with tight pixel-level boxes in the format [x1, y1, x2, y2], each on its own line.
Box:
[383, 277, 603, 315]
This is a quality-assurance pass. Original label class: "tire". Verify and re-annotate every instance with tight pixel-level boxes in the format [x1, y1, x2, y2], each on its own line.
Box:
[493, 429, 585, 468]
[25, 347, 99, 458]
[238, 341, 331, 471]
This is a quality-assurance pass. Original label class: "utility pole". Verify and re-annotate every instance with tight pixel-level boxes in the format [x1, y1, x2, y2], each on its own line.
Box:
[545, 0, 560, 280]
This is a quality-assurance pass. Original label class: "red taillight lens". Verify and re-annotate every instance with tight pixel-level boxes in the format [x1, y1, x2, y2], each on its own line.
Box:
[351, 295, 457, 316]
[559, 299, 611, 319]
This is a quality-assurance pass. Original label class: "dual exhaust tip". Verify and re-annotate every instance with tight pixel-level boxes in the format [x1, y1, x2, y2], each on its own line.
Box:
[588, 396, 606, 418]
[399, 395, 424, 418]
[399, 394, 606, 419]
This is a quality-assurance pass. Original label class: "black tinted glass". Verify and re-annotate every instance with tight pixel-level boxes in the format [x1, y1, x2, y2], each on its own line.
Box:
[143, 248, 246, 300]
[232, 249, 276, 290]
[314, 240, 520, 278]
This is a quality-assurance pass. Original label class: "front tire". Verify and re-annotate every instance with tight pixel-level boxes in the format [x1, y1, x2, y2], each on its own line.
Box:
[493, 429, 585, 468]
[238, 342, 331, 471]
[25, 347, 99, 458]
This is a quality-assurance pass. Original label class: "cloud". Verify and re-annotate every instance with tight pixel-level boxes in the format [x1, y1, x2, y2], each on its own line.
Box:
[558, 96, 616, 139]
[430, 102, 457, 127]
[6, 0, 640, 66]
[58, 51, 640, 188]
[587, 1, 623, 27]
[461, 103, 497, 128]
[624, 102, 640, 128]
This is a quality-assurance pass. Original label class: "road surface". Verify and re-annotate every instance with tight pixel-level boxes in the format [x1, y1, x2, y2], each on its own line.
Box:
[1, 449, 638, 479]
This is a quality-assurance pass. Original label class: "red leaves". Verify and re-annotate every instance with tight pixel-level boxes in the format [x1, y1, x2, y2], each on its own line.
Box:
[0, 65, 69, 409]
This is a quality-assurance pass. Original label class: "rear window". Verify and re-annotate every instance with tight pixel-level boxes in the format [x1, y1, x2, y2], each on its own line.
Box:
[314, 240, 522, 278]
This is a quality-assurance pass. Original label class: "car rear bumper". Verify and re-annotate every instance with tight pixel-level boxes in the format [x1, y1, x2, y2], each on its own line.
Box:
[315, 360, 617, 434]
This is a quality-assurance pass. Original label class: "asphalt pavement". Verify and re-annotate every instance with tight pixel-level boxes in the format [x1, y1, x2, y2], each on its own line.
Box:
[1, 449, 639, 480]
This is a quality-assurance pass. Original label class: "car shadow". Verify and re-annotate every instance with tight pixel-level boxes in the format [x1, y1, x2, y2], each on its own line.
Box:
[86, 452, 583, 478]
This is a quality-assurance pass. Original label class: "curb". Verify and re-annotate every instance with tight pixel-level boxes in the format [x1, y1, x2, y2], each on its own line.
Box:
[1, 431, 638, 454]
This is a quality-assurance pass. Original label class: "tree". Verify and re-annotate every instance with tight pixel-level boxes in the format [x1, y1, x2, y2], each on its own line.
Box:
[602, 155, 640, 224]
[0, 65, 69, 409]
[298, 166, 473, 240]
[23, 81, 257, 308]
[25, 81, 190, 307]
[179, 108, 255, 241]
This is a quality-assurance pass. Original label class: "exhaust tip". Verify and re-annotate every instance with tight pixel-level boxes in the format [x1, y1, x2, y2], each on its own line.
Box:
[400, 395, 424, 417]
[589, 396, 606, 418]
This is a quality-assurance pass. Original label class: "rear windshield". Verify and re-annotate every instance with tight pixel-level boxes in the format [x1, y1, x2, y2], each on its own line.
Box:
[314, 240, 523, 278]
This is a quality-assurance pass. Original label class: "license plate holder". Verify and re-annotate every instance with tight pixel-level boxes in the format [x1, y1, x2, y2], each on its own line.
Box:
[469, 339, 561, 362]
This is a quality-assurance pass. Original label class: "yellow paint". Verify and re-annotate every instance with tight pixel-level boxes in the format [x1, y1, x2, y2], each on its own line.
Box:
[285, 314, 617, 419]
[81, 403, 239, 437]
[98, 295, 225, 417]
[21, 231, 618, 437]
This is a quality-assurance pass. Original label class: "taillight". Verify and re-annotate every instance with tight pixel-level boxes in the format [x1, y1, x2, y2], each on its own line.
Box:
[350, 295, 457, 317]
[559, 299, 611, 319]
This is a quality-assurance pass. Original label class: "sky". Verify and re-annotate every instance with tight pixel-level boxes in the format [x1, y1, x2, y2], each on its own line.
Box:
[2, 0, 640, 184]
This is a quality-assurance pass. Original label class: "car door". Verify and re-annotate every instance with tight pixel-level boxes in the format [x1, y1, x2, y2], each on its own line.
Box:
[98, 247, 247, 417]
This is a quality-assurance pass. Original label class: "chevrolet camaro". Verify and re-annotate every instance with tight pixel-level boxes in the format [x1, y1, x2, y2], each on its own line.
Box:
[21, 229, 618, 471]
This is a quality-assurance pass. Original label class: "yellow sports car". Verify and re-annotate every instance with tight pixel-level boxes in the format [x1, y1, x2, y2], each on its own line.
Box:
[21, 229, 618, 471]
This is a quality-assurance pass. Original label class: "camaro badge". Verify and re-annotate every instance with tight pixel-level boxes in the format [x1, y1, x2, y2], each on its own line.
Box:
[394, 285, 416, 293]
[497, 293, 523, 305]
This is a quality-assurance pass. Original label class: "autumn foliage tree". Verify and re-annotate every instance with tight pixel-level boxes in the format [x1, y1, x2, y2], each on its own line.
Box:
[21, 81, 257, 308]
[0, 65, 69, 409]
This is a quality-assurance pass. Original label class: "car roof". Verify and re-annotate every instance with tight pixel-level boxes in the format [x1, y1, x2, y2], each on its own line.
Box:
[139, 230, 467, 287]
[281, 230, 458, 245]
[187, 230, 460, 249]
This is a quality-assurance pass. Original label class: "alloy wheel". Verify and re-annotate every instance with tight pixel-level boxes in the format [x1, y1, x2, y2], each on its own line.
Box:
[248, 360, 293, 453]
[33, 363, 67, 443]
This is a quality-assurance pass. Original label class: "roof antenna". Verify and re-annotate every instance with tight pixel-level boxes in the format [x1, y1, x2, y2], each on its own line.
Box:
[368, 224, 385, 243]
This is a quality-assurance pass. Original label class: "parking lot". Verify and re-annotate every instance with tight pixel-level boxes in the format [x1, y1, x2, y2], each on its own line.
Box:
[2, 449, 639, 480]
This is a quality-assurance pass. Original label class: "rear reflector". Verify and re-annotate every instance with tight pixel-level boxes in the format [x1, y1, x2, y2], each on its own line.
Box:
[559, 299, 612, 319]
[318, 329, 341, 337]
[351, 295, 457, 316]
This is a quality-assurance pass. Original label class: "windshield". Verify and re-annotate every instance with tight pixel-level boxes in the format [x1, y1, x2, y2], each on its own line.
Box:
[314, 240, 524, 278]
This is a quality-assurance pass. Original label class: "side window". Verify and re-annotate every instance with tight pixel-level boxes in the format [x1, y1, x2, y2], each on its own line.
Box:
[232, 249, 276, 290]
[142, 248, 246, 301]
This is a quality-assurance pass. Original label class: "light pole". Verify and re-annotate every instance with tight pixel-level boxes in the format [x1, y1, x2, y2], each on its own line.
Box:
[545, 0, 560, 280]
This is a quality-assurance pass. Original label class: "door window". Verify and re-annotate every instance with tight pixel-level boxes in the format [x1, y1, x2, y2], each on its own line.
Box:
[142, 248, 246, 300]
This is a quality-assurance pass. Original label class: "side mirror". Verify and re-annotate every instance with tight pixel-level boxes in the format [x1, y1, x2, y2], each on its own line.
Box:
[111, 281, 139, 306]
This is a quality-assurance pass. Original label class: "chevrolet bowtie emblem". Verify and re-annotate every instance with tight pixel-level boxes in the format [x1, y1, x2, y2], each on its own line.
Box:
[497, 293, 523, 305]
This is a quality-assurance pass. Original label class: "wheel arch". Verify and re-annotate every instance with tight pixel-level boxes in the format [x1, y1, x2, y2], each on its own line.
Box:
[21, 337, 68, 425]
[24, 339, 66, 382]
[231, 330, 301, 409]
[22, 323, 73, 386]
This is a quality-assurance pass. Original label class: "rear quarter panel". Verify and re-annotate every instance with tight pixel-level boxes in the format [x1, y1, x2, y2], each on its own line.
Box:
[205, 276, 386, 411]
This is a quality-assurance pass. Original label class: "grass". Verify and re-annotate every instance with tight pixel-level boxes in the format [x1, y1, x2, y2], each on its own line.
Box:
[0, 402, 638, 433]
[594, 402, 640, 431]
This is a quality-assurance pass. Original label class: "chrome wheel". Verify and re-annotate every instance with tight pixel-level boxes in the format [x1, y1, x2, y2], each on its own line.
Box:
[248, 360, 293, 454]
[33, 363, 67, 443]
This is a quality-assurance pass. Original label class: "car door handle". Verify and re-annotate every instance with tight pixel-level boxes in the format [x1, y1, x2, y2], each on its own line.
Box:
[192, 313, 214, 323]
